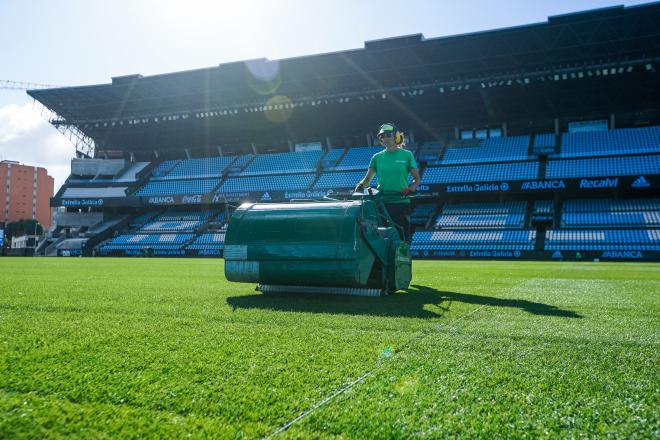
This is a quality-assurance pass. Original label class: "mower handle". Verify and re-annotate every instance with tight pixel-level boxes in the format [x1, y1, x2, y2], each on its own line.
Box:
[323, 189, 419, 201]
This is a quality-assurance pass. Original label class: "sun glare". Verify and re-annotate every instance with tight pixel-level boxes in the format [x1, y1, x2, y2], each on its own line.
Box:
[156, 0, 276, 34]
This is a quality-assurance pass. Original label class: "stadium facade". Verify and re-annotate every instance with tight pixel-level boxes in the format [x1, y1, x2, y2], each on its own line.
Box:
[28, 3, 660, 260]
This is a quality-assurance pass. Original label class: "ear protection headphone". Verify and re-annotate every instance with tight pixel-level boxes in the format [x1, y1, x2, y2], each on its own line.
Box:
[378, 123, 404, 145]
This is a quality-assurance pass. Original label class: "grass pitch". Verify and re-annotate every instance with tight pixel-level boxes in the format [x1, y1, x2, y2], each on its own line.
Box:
[0, 258, 658, 438]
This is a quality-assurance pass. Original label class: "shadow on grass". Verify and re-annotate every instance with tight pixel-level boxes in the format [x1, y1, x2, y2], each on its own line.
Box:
[225, 284, 582, 319]
[410, 285, 583, 319]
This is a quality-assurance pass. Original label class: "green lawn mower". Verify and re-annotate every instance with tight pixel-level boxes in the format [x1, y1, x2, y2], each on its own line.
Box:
[224, 191, 412, 296]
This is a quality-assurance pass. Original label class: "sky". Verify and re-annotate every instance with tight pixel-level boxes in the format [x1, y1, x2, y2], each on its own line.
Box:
[0, 0, 653, 189]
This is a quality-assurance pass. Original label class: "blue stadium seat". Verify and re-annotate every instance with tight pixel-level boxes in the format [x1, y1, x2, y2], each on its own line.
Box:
[129, 212, 159, 228]
[560, 198, 660, 228]
[138, 210, 215, 231]
[441, 201, 526, 215]
[563, 198, 660, 212]
[331, 146, 383, 171]
[186, 233, 226, 250]
[141, 220, 204, 232]
[217, 174, 316, 193]
[97, 233, 194, 253]
[230, 154, 255, 168]
[165, 157, 235, 179]
[533, 133, 557, 154]
[440, 135, 530, 164]
[135, 179, 221, 196]
[422, 162, 538, 184]
[533, 200, 554, 214]
[534, 133, 556, 148]
[417, 142, 443, 162]
[412, 230, 536, 251]
[411, 204, 436, 226]
[559, 126, 660, 158]
[151, 160, 180, 177]
[435, 214, 525, 229]
[241, 151, 323, 176]
[321, 149, 345, 168]
[545, 229, 660, 251]
[546, 154, 660, 178]
[435, 201, 526, 229]
[314, 171, 378, 189]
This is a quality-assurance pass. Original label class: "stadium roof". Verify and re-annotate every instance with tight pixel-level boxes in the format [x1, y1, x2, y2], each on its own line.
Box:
[28, 2, 660, 156]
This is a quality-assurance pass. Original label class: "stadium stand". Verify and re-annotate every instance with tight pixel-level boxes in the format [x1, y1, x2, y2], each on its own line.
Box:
[186, 233, 226, 251]
[86, 215, 130, 236]
[225, 155, 254, 175]
[241, 150, 323, 175]
[62, 187, 128, 198]
[411, 204, 436, 226]
[561, 199, 660, 228]
[417, 142, 443, 162]
[412, 230, 536, 251]
[115, 162, 150, 182]
[93, 209, 227, 256]
[545, 154, 660, 179]
[422, 161, 539, 184]
[163, 156, 235, 179]
[138, 211, 216, 231]
[217, 174, 316, 193]
[558, 126, 660, 157]
[141, 219, 204, 232]
[411, 201, 533, 254]
[152, 160, 180, 177]
[129, 212, 160, 228]
[135, 179, 221, 196]
[97, 233, 194, 253]
[314, 171, 378, 189]
[330, 146, 383, 170]
[439, 201, 526, 215]
[533, 200, 554, 214]
[440, 135, 530, 164]
[545, 229, 660, 251]
[321, 148, 346, 168]
[533, 133, 557, 154]
[434, 201, 526, 229]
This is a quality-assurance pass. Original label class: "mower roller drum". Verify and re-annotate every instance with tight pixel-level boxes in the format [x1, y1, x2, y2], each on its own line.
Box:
[223, 195, 412, 296]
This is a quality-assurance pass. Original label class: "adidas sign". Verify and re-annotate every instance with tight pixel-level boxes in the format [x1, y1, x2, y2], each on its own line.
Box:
[260, 192, 272, 201]
[551, 251, 563, 259]
[631, 176, 650, 188]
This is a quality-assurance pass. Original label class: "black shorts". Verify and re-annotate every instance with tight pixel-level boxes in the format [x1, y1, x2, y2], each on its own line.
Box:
[384, 202, 412, 243]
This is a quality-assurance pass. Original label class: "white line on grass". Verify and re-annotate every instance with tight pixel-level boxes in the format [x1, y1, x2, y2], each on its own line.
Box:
[263, 304, 488, 439]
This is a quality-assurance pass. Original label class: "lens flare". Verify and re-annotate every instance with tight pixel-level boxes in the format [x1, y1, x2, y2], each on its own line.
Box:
[264, 95, 293, 123]
[394, 375, 419, 395]
[245, 59, 281, 95]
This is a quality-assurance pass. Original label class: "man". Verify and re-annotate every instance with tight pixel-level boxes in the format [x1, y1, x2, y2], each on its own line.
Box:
[354, 122, 420, 242]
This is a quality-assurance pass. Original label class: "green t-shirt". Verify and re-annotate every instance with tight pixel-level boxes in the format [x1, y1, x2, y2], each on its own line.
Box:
[368, 148, 418, 203]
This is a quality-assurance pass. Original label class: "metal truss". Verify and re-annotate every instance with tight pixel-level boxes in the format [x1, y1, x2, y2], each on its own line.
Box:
[0, 80, 57, 90]
[32, 99, 96, 158]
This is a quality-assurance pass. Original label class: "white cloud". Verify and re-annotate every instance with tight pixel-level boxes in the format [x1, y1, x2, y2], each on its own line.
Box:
[0, 103, 73, 190]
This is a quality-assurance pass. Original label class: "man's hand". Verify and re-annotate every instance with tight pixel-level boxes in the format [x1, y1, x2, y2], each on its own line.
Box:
[354, 183, 364, 193]
[400, 187, 413, 196]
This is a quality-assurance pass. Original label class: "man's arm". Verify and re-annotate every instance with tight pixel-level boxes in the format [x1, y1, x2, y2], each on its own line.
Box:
[355, 168, 376, 192]
[409, 168, 421, 191]
[400, 168, 420, 195]
[403, 151, 421, 193]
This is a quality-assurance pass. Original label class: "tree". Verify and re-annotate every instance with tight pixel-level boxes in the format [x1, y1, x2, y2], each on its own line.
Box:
[4, 220, 43, 240]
